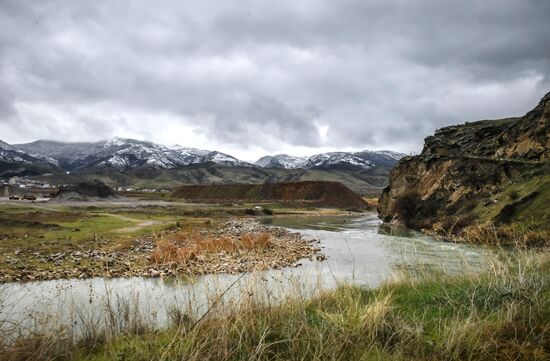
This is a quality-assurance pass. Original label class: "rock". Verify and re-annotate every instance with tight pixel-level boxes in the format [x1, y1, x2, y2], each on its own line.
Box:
[104, 257, 116, 267]
[148, 269, 160, 277]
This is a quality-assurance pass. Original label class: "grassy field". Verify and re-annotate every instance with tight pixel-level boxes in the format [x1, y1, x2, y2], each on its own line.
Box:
[1, 247, 548, 361]
[0, 199, 348, 281]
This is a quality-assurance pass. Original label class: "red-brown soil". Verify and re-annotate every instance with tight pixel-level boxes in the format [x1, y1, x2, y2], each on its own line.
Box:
[172, 181, 368, 209]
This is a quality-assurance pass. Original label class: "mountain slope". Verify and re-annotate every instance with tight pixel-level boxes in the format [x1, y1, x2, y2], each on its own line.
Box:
[254, 154, 308, 169]
[0, 140, 59, 177]
[14, 138, 245, 171]
[256, 150, 405, 170]
[31, 163, 391, 195]
[7, 138, 403, 195]
[378, 91, 550, 237]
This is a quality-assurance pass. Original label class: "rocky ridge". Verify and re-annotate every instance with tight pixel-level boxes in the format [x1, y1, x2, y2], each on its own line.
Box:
[378, 91, 550, 236]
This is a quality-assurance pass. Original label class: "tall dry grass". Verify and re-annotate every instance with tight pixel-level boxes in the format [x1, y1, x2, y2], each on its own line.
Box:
[151, 228, 271, 264]
[1, 236, 549, 360]
[462, 223, 549, 247]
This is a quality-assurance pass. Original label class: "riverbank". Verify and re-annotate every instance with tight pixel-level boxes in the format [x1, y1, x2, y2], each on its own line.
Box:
[1, 219, 322, 282]
[2, 247, 548, 361]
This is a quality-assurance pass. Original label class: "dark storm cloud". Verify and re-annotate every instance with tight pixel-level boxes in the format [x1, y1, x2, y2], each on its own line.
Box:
[0, 0, 549, 157]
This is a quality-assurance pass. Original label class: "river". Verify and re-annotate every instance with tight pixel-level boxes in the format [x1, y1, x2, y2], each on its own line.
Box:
[0, 214, 494, 338]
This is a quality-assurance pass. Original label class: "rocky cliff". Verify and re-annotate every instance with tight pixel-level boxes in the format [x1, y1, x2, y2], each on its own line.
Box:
[378, 92, 550, 237]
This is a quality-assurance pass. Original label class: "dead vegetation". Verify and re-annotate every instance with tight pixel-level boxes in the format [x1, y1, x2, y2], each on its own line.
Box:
[462, 223, 549, 247]
[151, 228, 272, 265]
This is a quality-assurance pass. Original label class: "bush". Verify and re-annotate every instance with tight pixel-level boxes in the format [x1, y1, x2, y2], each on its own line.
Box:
[393, 191, 420, 227]
[509, 190, 520, 201]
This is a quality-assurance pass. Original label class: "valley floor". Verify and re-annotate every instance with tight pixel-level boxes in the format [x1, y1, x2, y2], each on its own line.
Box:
[0, 197, 343, 282]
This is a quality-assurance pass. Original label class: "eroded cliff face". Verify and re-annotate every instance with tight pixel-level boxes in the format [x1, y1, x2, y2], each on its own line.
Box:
[378, 92, 550, 234]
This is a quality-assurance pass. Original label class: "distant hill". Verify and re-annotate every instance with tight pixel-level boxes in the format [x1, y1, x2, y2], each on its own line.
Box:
[172, 181, 369, 209]
[379, 91, 550, 236]
[52, 180, 119, 201]
[255, 150, 405, 170]
[30, 163, 391, 196]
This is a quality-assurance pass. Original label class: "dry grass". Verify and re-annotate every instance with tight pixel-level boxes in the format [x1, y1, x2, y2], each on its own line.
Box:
[151, 228, 272, 264]
[1, 228, 549, 361]
[462, 223, 549, 247]
[2, 248, 549, 361]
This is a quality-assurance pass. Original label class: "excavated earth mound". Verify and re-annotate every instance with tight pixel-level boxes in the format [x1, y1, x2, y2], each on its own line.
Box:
[52, 181, 119, 201]
[172, 181, 368, 209]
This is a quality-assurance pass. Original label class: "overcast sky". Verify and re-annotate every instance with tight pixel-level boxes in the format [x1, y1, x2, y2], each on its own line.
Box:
[1, 0, 549, 161]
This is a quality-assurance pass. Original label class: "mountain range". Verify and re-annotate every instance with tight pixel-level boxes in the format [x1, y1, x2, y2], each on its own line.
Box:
[254, 151, 403, 170]
[1, 138, 405, 173]
[0, 138, 405, 195]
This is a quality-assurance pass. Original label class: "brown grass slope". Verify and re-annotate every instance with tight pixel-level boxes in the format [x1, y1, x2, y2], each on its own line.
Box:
[172, 181, 368, 209]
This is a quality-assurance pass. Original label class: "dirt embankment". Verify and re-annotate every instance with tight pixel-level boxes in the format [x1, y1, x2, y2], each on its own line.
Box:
[171, 181, 369, 209]
[51, 181, 119, 201]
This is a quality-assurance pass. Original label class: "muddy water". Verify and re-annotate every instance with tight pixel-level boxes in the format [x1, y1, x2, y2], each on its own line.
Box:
[0, 214, 494, 336]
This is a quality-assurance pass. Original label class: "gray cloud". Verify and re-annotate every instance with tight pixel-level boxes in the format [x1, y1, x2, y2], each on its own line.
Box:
[0, 0, 549, 159]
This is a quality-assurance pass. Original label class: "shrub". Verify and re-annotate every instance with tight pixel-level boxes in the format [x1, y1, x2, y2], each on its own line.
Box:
[509, 190, 520, 201]
[393, 191, 420, 227]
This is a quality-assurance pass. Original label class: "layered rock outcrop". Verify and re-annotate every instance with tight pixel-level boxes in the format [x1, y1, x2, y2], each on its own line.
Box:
[378, 92, 550, 234]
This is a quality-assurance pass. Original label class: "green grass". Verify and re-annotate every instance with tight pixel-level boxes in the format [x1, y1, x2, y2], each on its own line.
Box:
[0, 201, 348, 281]
[0, 204, 182, 279]
[0, 208, 169, 251]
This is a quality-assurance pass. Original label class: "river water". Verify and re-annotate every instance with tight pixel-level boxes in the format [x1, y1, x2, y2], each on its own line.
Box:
[0, 214, 494, 337]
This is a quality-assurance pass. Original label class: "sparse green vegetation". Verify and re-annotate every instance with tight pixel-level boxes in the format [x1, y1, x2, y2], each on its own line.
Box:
[0, 199, 350, 282]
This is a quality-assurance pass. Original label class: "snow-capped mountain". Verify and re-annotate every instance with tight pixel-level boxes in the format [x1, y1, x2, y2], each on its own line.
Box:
[255, 154, 308, 169]
[4, 137, 406, 175]
[12, 138, 246, 171]
[0, 140, 53, 165]
[306, 152, 374, 170]
[255, 150, 406, 170]
[0, 140, 59, 177]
